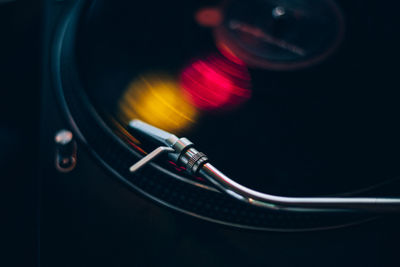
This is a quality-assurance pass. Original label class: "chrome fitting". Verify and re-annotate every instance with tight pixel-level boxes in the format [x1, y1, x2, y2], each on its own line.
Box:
[178, 148, 208, 175]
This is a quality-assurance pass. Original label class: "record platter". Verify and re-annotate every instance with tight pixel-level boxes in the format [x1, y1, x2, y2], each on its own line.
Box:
[49, 0, 400, 234]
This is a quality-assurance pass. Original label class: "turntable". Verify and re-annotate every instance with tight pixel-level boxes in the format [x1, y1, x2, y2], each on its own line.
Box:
[40, 0, 400, 266]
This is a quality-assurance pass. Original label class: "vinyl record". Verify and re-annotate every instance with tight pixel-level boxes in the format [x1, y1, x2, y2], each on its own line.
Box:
[52, 0, 400, 230]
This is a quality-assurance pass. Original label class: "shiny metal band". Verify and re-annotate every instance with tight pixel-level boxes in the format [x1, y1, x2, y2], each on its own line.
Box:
[186, 150, 208, 175]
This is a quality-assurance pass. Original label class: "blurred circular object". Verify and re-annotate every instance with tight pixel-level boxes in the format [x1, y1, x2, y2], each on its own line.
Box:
[180, 54, 251, 111]
[118, 74, 197, 134]
[195, 7, 223, 27]
[214, 0, 345, 70]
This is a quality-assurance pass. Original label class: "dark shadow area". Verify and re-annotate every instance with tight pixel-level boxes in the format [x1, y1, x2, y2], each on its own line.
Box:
[0, 0, 41, 266]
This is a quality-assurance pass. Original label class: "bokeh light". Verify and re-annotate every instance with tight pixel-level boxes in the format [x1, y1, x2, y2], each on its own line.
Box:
[118, 74, 197, 133]
[195, 7, 223, 27]
[180, 54, 251, 111]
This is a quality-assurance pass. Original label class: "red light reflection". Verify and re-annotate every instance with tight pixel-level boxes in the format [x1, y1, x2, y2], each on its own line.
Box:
[195, 7, 223, 27]
[180, 54, 251, 111]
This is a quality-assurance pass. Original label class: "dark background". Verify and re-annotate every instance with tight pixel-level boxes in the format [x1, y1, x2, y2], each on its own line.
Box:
[0, 0, 40, 266]
[1, 0, 400, 266]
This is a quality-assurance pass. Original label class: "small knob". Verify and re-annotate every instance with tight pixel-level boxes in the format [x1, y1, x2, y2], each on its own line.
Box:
[272, 6, 286, 19]
[55, 129, 77, 172]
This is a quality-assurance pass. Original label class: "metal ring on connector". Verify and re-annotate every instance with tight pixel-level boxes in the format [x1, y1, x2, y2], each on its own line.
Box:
[187, 151, 208, 175]
[191, 156, 208, 175]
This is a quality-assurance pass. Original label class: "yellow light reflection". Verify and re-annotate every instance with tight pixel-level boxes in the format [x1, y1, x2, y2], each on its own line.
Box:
[118, 74, 197, 134]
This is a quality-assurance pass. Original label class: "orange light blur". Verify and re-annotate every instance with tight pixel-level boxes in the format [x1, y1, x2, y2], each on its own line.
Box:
[118, 74, 197, 134]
